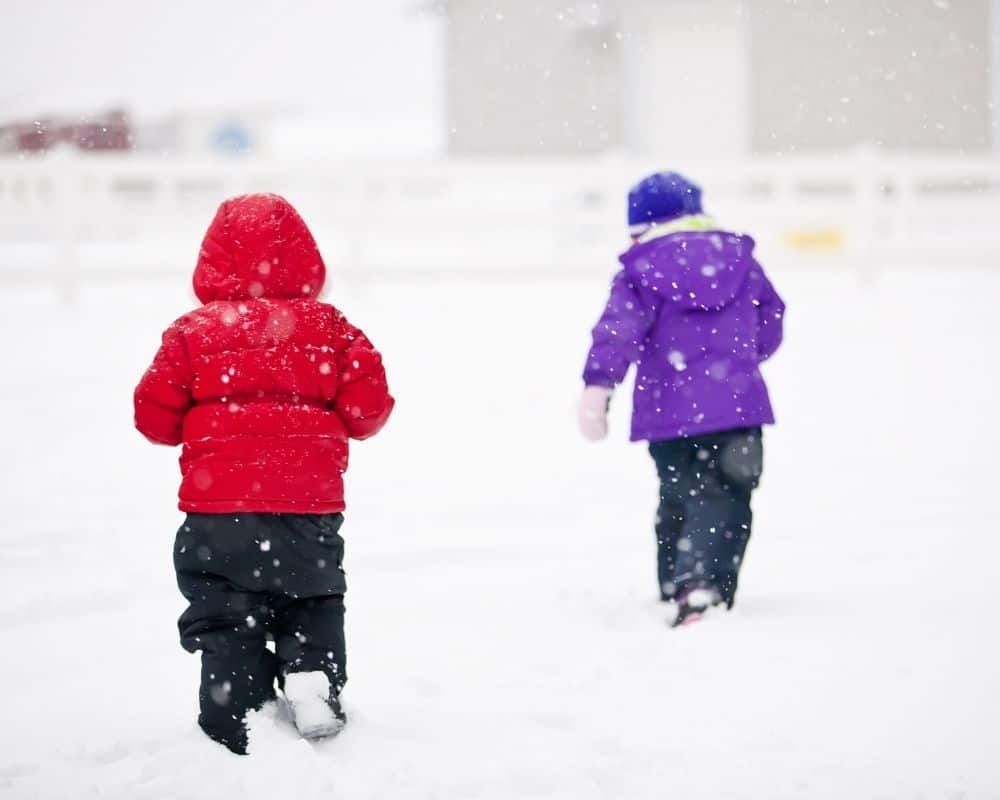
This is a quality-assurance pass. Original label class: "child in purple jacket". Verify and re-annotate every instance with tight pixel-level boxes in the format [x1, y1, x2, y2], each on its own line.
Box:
[579, 172, 785, 626]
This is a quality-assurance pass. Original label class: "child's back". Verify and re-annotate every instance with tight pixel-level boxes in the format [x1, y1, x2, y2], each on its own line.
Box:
[135, 193, 392, 512]
[584, 225, 783, 442]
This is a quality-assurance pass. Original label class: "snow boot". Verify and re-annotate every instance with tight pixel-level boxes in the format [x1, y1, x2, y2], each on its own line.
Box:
[672, 583, 724, 628]
[282, 671, 347, 741]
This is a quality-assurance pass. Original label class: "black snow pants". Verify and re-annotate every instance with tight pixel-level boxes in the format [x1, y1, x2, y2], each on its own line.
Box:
[174, 512, 347, 754]
[649, 427, 763, 606]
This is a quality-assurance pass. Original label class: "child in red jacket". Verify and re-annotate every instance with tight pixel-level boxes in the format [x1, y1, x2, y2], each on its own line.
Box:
[134, 194, 394, 754]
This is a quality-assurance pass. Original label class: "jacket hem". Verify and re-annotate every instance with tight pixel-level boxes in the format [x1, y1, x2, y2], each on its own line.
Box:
[179, 499, 347, 514]
[630, 415, 774, 442]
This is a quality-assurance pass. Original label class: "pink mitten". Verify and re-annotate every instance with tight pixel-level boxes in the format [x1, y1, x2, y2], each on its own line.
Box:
[578, 385, 612, 441]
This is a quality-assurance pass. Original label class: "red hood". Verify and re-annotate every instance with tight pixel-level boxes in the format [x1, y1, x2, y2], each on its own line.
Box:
[193, 193, 326, 303]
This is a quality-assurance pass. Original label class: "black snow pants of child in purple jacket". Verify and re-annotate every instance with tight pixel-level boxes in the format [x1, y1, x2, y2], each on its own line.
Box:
[649, 426, 763, 606]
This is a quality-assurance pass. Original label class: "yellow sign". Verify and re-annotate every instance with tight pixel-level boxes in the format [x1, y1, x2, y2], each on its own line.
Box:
[784, 228, 844, 251]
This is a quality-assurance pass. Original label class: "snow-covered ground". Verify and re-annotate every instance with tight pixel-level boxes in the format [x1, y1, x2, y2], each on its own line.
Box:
[1, 265, 997, 799]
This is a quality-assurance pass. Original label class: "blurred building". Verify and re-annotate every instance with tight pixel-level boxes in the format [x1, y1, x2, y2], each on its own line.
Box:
[445, 0, 995, 156]
[0, 110, 132, 155]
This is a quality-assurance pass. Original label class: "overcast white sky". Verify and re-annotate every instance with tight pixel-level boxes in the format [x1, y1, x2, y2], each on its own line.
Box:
[0, 0, 443, 133]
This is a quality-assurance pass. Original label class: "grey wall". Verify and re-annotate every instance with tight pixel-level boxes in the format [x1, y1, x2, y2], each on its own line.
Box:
[445, 0, 993, 156]
[993, 0, 1000, 145]
[446, 0, 622, 154]
[748, 0, 992, 153]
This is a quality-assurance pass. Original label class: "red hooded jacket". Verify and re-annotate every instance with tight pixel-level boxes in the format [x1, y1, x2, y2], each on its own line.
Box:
[134, 194, 393, 514]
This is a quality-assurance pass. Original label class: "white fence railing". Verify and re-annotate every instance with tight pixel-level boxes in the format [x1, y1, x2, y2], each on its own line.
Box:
[1, 153, 999, 293]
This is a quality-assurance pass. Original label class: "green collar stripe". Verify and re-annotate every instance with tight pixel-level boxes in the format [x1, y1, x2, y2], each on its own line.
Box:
[637, 214, 718, 243]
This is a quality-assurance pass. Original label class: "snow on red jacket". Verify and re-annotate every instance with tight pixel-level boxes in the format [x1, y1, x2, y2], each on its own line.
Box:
[134, 193, 394, 513]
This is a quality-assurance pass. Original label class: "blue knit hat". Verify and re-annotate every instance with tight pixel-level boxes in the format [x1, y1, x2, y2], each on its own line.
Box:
[627, 171, 703, 233]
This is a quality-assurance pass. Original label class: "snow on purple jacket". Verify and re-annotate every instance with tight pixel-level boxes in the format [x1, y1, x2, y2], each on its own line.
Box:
[583, 227, 784, 442]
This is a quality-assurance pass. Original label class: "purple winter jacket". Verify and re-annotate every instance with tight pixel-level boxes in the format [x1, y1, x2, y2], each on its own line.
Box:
[583, 229, 784, 442]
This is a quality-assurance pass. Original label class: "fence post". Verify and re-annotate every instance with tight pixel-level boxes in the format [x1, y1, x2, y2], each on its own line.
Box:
[853, 147, 880, 284]
[53, 160, 81, 302]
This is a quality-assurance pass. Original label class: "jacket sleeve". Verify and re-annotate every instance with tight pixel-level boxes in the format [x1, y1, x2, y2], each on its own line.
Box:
[582, 269, 660, 388]
[134, 323, 193, 446]
[756, 269, 785, 362]
[332, 319, 394, 440]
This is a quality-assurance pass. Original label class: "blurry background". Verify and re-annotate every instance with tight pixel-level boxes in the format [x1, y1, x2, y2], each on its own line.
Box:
[2, 3, 999, 799]
[2, 0, 999, 283]
[4, 0, 997, 157]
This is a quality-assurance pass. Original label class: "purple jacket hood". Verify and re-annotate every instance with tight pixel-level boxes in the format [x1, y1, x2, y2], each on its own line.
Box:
[619, 231, 758, 312]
